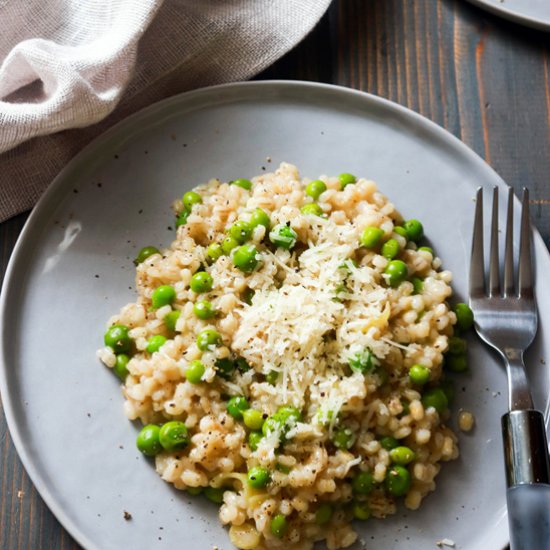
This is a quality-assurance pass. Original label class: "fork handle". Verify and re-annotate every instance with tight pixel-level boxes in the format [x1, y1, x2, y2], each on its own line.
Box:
[502, 410, 550, 486]
[502, 410, 550, 550]
[507, 484, 550, 550]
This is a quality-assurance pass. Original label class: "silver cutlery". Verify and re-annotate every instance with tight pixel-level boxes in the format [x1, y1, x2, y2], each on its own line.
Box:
[469, 187, 550, 549]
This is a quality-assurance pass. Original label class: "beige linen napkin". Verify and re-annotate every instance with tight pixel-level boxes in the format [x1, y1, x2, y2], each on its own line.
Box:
[0, 0, 332, 222]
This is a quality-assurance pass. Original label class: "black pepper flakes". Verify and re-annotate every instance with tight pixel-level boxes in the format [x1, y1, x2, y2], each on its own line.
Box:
[123, 510, 132, 521]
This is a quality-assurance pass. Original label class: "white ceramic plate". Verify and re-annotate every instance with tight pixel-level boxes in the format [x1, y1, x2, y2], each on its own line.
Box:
[466, 0, 550, 32]
[1, 81, 549, 550]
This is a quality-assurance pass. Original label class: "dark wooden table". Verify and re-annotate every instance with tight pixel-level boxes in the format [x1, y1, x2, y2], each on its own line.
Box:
[2, 1, 549, 548]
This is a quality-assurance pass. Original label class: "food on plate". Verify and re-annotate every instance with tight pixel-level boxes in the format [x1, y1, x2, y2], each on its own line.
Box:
[98, 163, 471, 550]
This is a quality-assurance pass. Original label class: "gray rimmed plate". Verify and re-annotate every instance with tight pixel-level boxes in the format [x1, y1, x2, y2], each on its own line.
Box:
[1, 81, 549, 550]
[466, 0, 550, 32]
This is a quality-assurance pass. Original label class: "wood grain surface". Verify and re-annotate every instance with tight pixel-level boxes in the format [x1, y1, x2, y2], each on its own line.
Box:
[1, 0, 549, 547]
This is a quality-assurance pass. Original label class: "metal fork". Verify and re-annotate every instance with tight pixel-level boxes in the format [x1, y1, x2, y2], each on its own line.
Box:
[470, 187, 550, 550]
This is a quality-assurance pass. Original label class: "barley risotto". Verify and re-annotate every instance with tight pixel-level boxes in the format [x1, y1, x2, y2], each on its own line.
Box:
[98, 163, 472, 550]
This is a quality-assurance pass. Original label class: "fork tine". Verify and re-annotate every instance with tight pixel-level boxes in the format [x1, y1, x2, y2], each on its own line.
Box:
[470, 188, 485, 298]
[503, 187, 515, 296]
[518, 188, 534, 298]
[489, 187, 500, 296]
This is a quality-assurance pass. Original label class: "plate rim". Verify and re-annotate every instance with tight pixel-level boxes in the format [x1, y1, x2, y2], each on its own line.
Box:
[0, 79, 537, 549]
[465, 0, 550, 32]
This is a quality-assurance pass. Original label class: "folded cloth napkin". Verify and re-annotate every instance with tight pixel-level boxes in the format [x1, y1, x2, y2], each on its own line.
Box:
[0, 0, 332, 222]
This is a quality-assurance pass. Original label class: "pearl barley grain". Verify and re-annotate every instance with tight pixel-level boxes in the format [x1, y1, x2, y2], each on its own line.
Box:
[458, 410, 475, 432]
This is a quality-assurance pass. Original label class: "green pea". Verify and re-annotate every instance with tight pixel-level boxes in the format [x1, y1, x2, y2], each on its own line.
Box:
[446, 354, 468, 373]
[270, 514, 288, 539]
[306, 179, 327, 200]
[276, 463, 291, 474]
[352, 471, 374, 494]
[360, 226, 384, 249]
[151, 285, 176, 309]
[183, 191, 202, 210]
[249, 208, 271, 230]
[448, 336, 467, 356]
[261, 418, 280, 437]
[389, 446, 416, 465]
[243, 409, 265, 431]
[113, 353, 130, 381]
[266, 370, 279, 385]
[190, 271, 213, 293]
[186, 360, 205, 384]
[196, 328, 221, 350]
[400, 399, 410, 416]
[206, 243, 223, 263]
[221, 236, 240, 255]
[230, 178, 252, 190]
[186, 487, 203, 496]
[269, 224, 298, 249]
[385, 465, 411, 496]
[175, 210, 189, 227]
[394, 226, 408, 238]
[227, 396, 249, 420]
[159, 421, 189, 452]
[315, 503, 333, 525]
[384, 260, 408, 288]
[204, 486, 225, 504]
[274, 406, 302, 424]
[409, 364, 431, 385]
[300, 203, 324, 216]
[381, 238, 400, 260]
[349, 349, 376, 373]
[247, 466, 271, 489]
[104, 324, 132, 354]
[441, 379, 455, 402]
[233, 244, 261, 272]
[380, 436, 398, 450]
[422, 388, 449, 413]
[235, 357, 251, 372]
[332, 427, 354, 450]
[136, 424, 162, 457]
[262, 406, 301, 438]
[228, 220, 253, 243]
[146, 335, 166, 353]
[339, 173, 357, 189]
[454, 303, 474, 332]
[248, 431, 263, 451]
[412, 277, 424, 294]
[403, 219, 424, 243]
[418, 246, 433, 256]
[164, 310, 181, 332]
[353, 501, 371, 520]
[215, 358, 235, 379]
[134, 246, 160, 265]
[193, 299, 216, 320]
